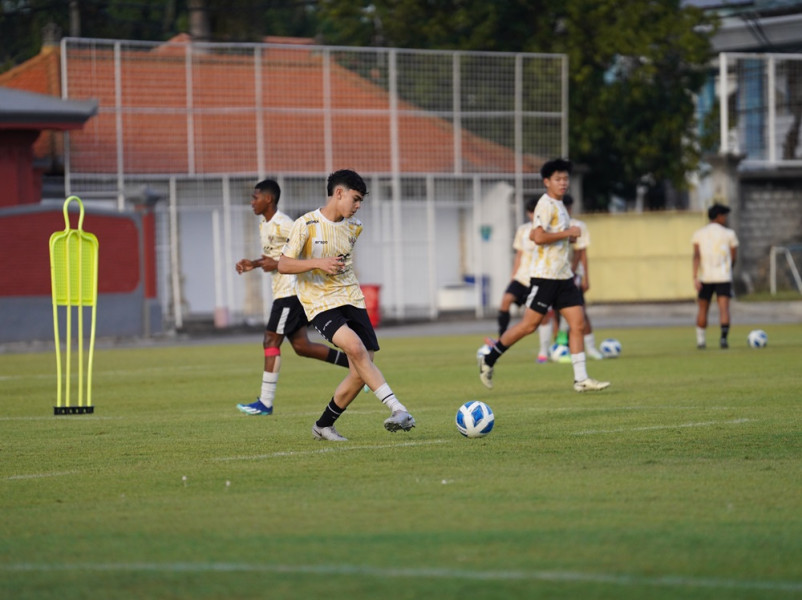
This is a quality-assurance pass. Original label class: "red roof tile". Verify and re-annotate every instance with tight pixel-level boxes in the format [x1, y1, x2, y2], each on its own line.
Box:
[3, 38, 539, 175]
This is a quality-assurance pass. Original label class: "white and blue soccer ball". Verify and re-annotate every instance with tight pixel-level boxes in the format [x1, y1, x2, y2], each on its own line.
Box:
[600, 338, 622, 358]
[456, 401, 495, 438]
[747, 329, 768, 348]
[549, 343, 570, 362]
[476, 343, 492, 362]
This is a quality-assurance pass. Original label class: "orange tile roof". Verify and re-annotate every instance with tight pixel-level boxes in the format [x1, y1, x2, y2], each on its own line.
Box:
[3, 38, 540, 175]
[0, 46, 64, 160]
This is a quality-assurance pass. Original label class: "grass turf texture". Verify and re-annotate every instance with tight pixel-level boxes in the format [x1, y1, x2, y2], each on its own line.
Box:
[1, 324, 801, 599]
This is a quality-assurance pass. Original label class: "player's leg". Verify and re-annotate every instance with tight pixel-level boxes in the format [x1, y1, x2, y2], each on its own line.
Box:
[497, 291, 515, 338]
[478, 279, 550, 389]
[280, 296, 348, 366]
[237, 328, 283, 415]
[716, 285, 732, 348]
[311, 307, 414, 439]
[696, 285, 712, 349]
[557, 282, 609, 392]
[537, 309, 553, 363]
[287, 328, 349, 366]
[330, 316, 414, 432]
[583, 308, 603, 359]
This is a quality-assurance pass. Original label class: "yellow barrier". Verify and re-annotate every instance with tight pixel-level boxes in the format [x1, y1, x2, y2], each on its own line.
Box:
[49, 196, 99, 415]
[581, 212, 705, 303]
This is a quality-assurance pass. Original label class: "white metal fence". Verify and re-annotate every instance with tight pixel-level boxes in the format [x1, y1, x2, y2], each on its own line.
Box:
[717, 52, 802, 166]
[60, 37, 567, 328]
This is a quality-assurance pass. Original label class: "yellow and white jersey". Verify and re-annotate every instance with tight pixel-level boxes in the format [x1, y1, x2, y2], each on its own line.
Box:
[692, 222, 739, 283]
[512, 221, 536, 286]
[260, 210, 296, 300]
[569, 217, 590, 279]
[530, 194, 573, 280]
[282, 208, 365, 320]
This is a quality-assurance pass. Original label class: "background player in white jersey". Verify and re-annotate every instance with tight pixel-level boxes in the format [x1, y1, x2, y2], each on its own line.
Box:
[235, 179, 350, 416]
[494, 195, 538, 339]
[477, 158, 609, 392]
[278, 170, 415, 441]
[692, 203, 739, 349]
[560, 194, 603, 359]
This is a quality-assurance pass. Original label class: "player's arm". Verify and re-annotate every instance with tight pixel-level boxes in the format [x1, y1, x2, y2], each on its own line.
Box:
[510, 250, 523, 279]
[730, 245, 737, 267]
[576, 248, 590, 291]
[278, 253, 343, 275]
[531, 225, 580, 245]
[692, 243, 702, 291]
[236, 257, 268, 274]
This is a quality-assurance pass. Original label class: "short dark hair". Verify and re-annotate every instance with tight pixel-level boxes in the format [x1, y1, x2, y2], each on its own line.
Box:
[562, 193, 574, 207]
[254, 179, 281, 204]
[540, 158, 573, 180]
[524, 195, 538, 213]
[708, 203, 731, 220]
[327, 169, 368, 197]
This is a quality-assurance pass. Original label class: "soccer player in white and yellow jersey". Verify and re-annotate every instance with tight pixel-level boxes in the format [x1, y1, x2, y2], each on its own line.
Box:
[478, 159, 610, 392]
[692, 203, 739, 349]
[235, 179, 350, 417]
[279, 170, 415, 441]
[495, 195, 538, 338]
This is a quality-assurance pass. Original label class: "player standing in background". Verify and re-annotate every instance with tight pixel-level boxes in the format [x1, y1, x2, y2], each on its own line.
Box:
[235, 179, 349, 416]
[692, 203, 739, 349]
[494, 195, 538, 339]
[558, 194, 603, 360]
[477, 158, 610, 392]
[278, 169, 415, 441]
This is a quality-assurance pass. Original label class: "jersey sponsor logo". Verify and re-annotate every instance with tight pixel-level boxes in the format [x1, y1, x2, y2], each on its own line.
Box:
[314, 240, 328, 245]
[305, 219, 319, 226]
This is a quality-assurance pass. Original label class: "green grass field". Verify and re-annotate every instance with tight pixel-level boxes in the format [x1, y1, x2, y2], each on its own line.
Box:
[2, 323, 801, 599]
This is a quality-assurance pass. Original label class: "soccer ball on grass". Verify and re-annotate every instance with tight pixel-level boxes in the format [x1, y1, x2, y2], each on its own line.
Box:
[747, 329, 768, 348]
[549, 343, 570, 362]
[456, 401, 495, 438]
[600, 338, 622, 358]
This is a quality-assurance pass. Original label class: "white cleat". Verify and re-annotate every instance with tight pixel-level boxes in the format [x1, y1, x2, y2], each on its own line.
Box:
[312, 424, 348, 441]
[384, 410, 416, 432]
[478, 358, 494, 390]
[573, 378, 610, 392]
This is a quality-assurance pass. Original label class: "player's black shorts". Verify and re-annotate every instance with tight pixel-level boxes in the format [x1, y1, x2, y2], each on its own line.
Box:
[266, 296, 309, 336]
[525, 277, 584, 315]
[504, 280, 530, 306]
[311, 304, 380, 352]
[698, 282, 732, 301]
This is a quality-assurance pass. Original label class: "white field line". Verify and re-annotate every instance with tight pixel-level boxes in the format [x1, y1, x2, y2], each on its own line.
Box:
[6, 471, 80, 480]
[0, 416, 122, 421]
[214, 439, 449, 461]
[573, 418, 752, 436]
[0, 562, 800, 592]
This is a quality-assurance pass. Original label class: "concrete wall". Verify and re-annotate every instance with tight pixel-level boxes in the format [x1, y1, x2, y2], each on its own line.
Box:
[738, 173, 802, 292]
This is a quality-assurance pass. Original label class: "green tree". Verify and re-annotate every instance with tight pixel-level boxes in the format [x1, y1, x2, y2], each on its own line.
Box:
[316, 0, 716, 210]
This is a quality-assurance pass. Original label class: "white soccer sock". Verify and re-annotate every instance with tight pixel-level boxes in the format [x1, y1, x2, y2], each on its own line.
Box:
[571, 352, 588, 382]
[374, 383, 406, 413]
[260, 372, 279, 408]
[584, 332, 597, 351]
[538, 325, 551, 356]
[696, 327, 706, 346]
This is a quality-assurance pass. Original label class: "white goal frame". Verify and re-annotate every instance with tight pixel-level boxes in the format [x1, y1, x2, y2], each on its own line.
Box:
[769, 245, 802, 295]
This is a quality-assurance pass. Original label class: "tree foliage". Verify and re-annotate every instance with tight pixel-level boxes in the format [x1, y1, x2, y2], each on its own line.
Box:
[1, 0, 716, 209]
[316, 0, 717, 209]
